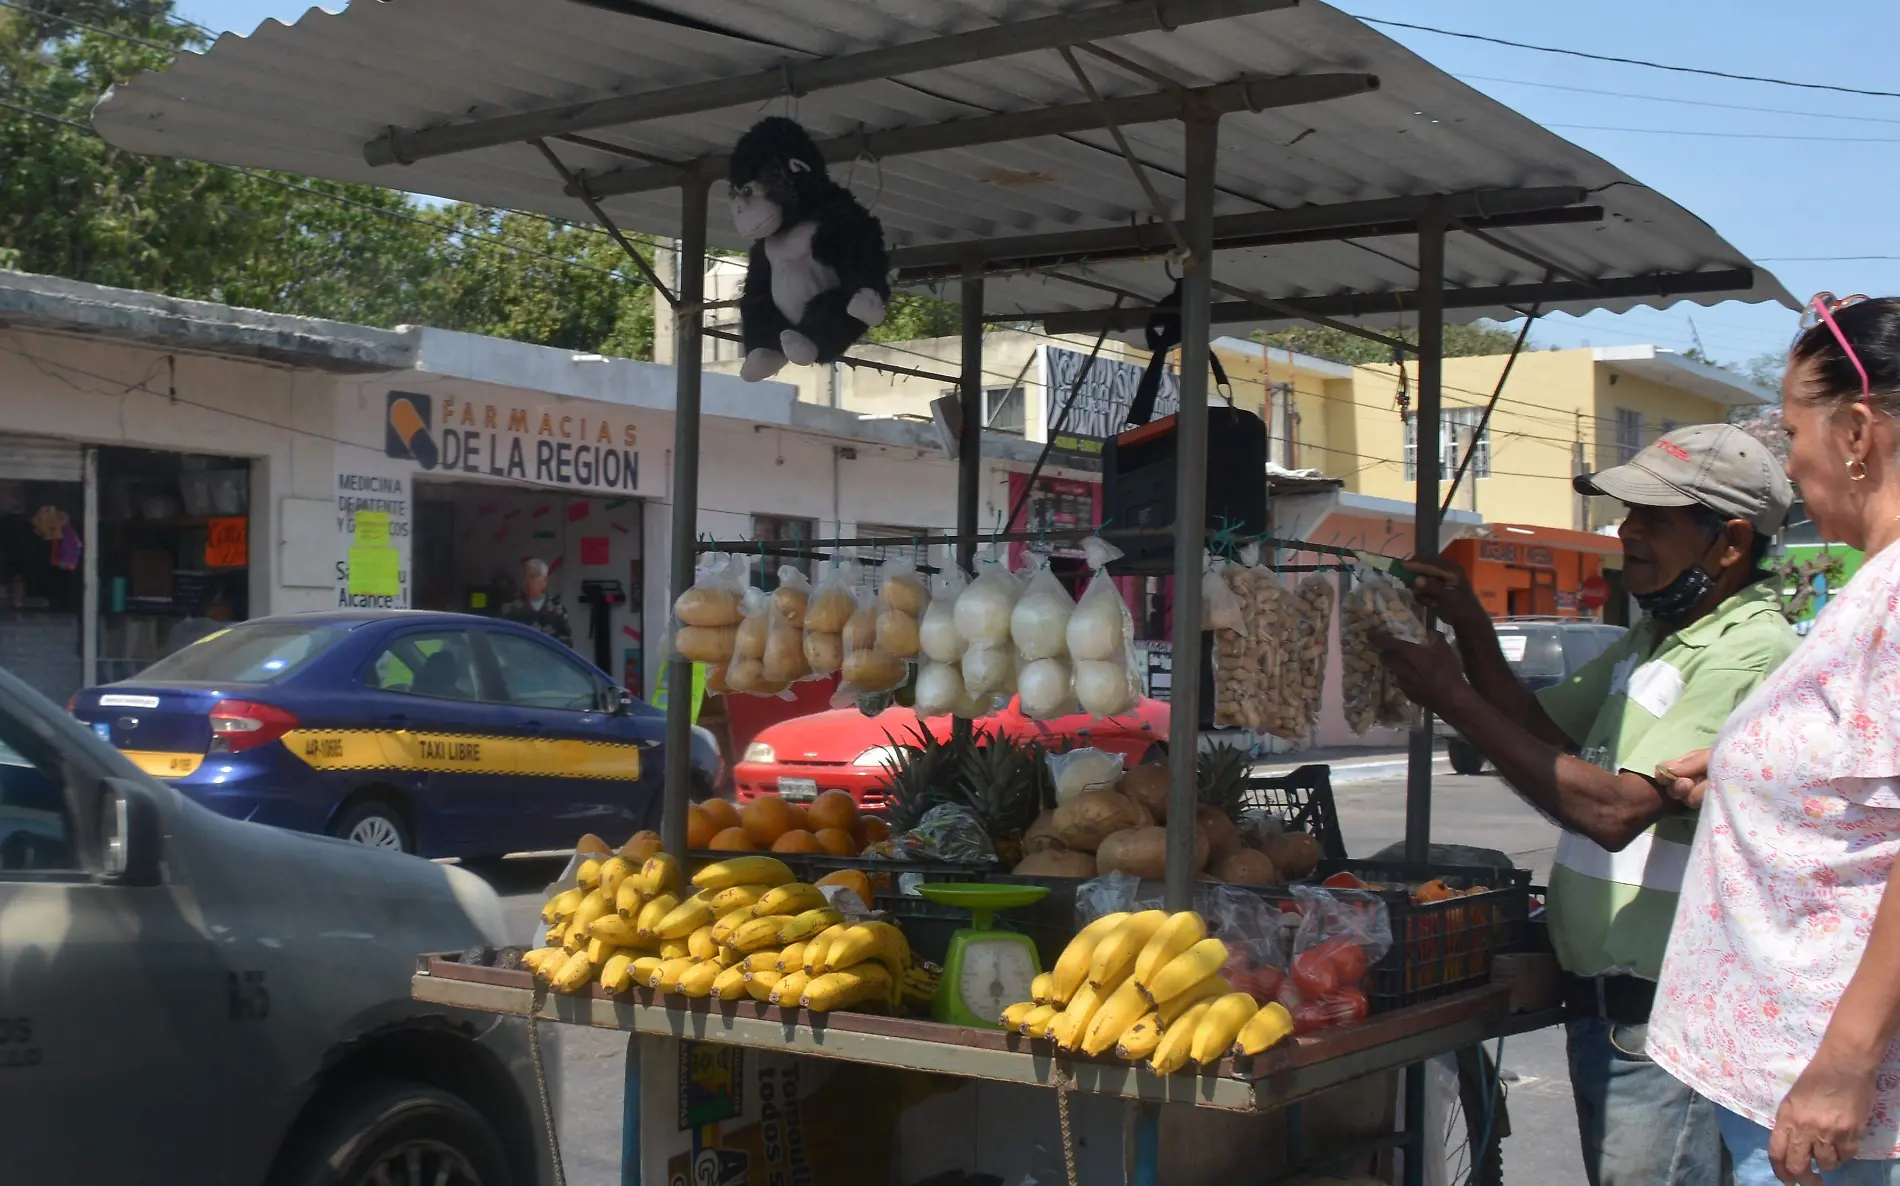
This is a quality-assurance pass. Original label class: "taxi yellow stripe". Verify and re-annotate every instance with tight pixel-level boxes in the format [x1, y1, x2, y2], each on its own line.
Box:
[121, 750, 204, 779]
[280, 729, 641, 781]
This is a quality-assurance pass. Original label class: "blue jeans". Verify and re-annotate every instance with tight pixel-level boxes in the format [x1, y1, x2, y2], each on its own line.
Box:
[1719, 1105, 1900, 1186]
[1568, 1018, 1729, 1186]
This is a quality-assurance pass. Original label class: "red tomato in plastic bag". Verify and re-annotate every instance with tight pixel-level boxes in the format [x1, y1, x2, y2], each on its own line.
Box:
[1322, 872, 1367, 890]
[1292, 937, 1365, 996]
[1291, 986, 1370, 1033]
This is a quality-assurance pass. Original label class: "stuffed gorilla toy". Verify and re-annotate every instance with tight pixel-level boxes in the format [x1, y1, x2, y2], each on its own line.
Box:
[728, 117, 890, 382]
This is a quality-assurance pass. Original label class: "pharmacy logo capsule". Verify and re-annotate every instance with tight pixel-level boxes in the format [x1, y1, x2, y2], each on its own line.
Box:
[384, 390, 438, 469]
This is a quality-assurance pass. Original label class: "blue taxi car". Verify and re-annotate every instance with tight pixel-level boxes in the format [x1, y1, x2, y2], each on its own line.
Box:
[69, 610, 724, 858]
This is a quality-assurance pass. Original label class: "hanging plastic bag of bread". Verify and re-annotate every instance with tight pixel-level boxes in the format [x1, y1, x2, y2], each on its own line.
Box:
[957, 557, 1019, 700]
[725, 588, 779, 696]
[673, 552, 747, 663]
[802, 560, 857, 677]
[1012, 554, 1074, 663]
[762, 566, 814, 683]
[832, 585, 908, 708]
[1290, 573, 1337, 742]
[919, 565, 968, 665]
[1203, 550, 1247, 636]
[1067, 537, 1140, 718]
[875, 556, 929, 660]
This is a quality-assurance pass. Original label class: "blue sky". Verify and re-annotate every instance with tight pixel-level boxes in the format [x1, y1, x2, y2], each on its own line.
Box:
[174, 0, 1899, 368]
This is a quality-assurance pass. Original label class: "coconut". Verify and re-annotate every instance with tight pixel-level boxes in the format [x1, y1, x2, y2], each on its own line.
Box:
[1265, 831, 1321, 880]
[1012, 847, 1097, 878]
[1118, 764, 1172, 823]
[1023, 808, 1063, 852]
[1197, 805, 1246, 864]
[1212, 849, 1280, 886]
[1051, 790, 1146, 853]
[1096, 825, 1208, 880]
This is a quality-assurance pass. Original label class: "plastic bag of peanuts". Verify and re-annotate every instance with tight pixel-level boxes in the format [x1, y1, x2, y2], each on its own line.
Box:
[1340, 566, 1426, 733]
[1285, 574, 1337, 741]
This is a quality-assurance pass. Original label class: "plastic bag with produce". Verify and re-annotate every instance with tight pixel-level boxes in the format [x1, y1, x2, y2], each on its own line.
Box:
[1072, 870, 1141, 926]
[1067, 541, 1140, 719]
[832, 585, 909, 708]
[885, 803, 997, 866]
[1195, 882, 1288, 1002]
[1287, 883, 1391, 1003]
[673, 551, 747, 663]
[875, 556, 930, 659]
[919, 566, 968, 664]
[763, 566, 814, 683]
[725, 588, 793, 698]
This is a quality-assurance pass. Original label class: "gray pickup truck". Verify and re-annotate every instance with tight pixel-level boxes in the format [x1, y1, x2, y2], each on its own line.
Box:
[0, 666, 553, 1186]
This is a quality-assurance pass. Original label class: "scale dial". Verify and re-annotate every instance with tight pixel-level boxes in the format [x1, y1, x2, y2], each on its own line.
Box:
[956, 937, 1038, 1025]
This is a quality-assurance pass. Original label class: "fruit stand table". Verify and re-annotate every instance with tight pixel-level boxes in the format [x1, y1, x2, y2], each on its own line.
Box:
[415, 954, 1509, 1184]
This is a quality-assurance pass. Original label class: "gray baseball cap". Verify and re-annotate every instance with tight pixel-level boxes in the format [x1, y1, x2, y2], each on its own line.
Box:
[1573, 423, 1793, 535]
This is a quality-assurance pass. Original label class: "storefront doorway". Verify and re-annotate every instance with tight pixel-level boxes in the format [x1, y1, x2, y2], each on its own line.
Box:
[0, 437, 84, 703]
[412, 482, 647, 694]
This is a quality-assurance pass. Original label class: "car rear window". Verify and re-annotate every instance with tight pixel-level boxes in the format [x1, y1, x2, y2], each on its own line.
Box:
[137, 621, 348, 683]
[1496, 627, 1565, 680]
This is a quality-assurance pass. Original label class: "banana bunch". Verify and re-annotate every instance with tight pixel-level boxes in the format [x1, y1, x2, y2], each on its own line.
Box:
[997, 910, 1299, 1072]
[525, 851, 916, 1017]
[522, 847, 690, 992]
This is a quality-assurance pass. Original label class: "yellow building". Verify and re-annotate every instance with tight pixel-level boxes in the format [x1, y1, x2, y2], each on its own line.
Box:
[1211, 338, 1776, 533]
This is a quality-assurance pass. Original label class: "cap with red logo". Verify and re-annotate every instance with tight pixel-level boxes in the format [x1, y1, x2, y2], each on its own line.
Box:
[1573, 422, 1793, 535]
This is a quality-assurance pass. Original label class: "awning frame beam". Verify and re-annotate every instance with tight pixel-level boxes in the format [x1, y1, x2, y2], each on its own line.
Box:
[569, 73, 1380, 200]
[362, 0, 1300, 167]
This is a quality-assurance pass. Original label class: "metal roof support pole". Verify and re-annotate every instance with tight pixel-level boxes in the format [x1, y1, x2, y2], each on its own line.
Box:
[954, 253, 985, 746]
[1399, 197, 1445, 1186]
[661, 171, 711, 862]
[1164, 108, 1219, 912]
[1403, 200, 1446, 879]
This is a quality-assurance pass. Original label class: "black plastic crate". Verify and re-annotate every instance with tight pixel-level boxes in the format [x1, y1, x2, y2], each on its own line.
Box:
[1294, 858, 1534, 1014]
[1239, 765, 1347, 860]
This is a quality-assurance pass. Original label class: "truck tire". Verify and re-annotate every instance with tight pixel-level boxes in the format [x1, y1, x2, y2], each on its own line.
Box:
[332, 799, 412, 853]
[1447, 739, 1486, 776]
[279, 1081, 512, 1186]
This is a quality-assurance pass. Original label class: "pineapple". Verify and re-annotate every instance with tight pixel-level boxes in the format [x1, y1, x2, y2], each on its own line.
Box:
[880, 726, 960, 836]
[1196, 741, 1253, 824]
[952, 736, 1044, 868]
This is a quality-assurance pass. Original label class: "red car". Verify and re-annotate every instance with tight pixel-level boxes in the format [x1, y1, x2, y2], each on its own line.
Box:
[734, 696, 1172, 810]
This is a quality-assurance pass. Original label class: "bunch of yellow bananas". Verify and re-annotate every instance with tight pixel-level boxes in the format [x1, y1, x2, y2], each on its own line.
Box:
[521, 851, 915, 1017]
[996, 910, 1296, 1073]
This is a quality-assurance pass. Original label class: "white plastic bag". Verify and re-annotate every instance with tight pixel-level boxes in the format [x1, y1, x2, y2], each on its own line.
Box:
[763, 566, 813, 683]
[1012, 560, 1075, 663]
[1049, 747, 1125, 805]
[919, 567, 967, 664]
[955, 557, 1019, 647]
[802, 561, 856, 677]
[833, 585, 908, 707]
[1066, 539, 1139, 718]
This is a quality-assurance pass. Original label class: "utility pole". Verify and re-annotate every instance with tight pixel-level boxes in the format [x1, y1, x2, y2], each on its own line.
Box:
[1572, 410, 1587, 532]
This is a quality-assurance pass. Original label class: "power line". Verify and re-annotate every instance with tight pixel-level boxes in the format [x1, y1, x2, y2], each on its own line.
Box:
[1456, 73, 1900, 126]
[1758, 255, 1900, 263]
[1352, 15, 1900, 100]
[1548, 123, 1900, 144]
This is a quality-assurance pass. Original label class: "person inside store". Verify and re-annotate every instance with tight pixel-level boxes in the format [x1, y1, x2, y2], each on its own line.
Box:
[1371, 421, 1798, 1186]
[1643, 297, 1900, 1186]
[500, 557, 572, 648]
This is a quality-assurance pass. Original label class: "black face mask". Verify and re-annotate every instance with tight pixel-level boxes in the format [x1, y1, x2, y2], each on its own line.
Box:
[1632, 563, 1716, 624]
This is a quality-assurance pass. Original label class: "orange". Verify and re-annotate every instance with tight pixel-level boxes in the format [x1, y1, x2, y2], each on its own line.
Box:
[817, 869, 874, 911]
[786, 802, 811, 831]
[741, 795, 800, 847]
[685, 806, 717, 851]
[700, 797, 741, 833]
[619, 830, 664, 861]
[808, 789, 860, 834]
[771, 829, 824, 854]
[861, 816, 892, 844]
[813, 827, 857, 857]
[708, 826, 756, 851]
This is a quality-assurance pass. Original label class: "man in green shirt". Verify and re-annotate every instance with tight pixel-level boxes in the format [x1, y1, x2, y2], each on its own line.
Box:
[1375, 423, 1798, 1186]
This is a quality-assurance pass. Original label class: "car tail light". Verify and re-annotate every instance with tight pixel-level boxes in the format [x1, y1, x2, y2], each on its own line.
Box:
[209, 700, 299, 752]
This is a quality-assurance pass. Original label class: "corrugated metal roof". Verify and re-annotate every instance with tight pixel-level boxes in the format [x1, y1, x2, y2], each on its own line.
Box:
[91, 0, 1791, 328]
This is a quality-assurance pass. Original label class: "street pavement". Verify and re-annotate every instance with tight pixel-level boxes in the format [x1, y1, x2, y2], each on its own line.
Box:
[481, 762, 1586, 1186]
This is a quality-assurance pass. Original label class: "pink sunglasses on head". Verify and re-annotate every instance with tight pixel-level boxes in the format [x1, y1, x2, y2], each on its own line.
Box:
[1798, 291, 1872, 402]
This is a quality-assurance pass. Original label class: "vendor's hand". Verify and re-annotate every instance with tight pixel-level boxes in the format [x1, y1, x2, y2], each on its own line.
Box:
[1771, 1048, 1878, 1186]
[1400, 556, 1487, 633]
[1369, 628, 1467, 712]
[1655, 749, 1711, 810]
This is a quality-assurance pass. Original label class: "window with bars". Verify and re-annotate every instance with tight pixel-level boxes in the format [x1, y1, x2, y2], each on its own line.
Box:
[750, 515, 817, 589]
[1616, 408, 1645, 464]
[1403, 408, 1490, 480]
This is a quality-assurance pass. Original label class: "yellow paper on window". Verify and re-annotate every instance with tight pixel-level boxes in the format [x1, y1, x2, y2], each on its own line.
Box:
[354, 511, 390, 548]
[348, 547, 400, 596]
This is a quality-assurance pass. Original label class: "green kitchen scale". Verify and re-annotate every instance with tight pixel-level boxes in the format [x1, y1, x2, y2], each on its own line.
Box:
[914, 883, 1049, 1028]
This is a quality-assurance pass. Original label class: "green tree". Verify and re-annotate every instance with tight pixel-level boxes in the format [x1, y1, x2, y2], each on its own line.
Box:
[1, 1, 655, 357]
[1252, 320, 1523, 365]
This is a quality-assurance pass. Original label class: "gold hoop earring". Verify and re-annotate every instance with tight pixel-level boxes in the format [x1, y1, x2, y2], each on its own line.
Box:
[1849, 458, 1870, 482]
